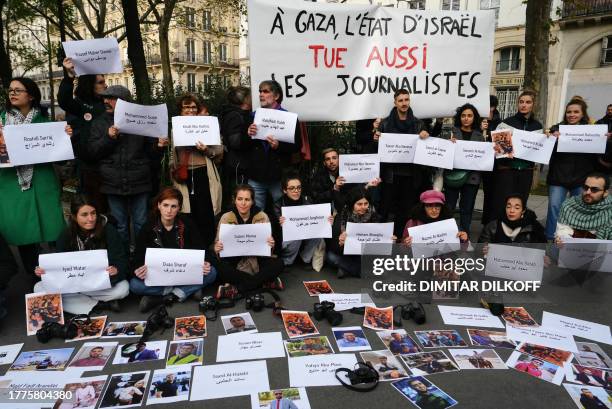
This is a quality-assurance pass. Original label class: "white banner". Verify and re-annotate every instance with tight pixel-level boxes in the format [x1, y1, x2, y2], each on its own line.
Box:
[512, 129, 556, 165]
[253, 108, 298, 144]
[413, 137, 456, 169]
[114, 99, 168, 138]
[557, 124, 608, 154]
[62, 38, 123, 76]
[485, 244, 544, 282]
[219, 223, 272, 257]
[558, 238, 612, 273]
[339, 154, 380, 183]
[378, 133, 419, 163]
[452, 140, 495, 171]
[39, 250, 111, 294]
[144, 248, 204, 286]
[344, 222, 394, 255]
[3, 122, 74, 166]
[171, 116, 221, 146]
[282, 203, 332, 241]
[248, 0, 495, 121]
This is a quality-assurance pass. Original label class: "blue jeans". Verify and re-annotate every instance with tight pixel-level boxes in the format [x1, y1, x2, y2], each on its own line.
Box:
[444, 183, 479, 235]
[545, 185, 582, 240]
[107, 193, 149, 243]
[129, 265, 218, 301]
[248, 179, 282, 210]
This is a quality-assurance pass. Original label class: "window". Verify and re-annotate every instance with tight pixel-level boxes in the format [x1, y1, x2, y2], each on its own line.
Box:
[187, 73, 196, 92]
[204, 74, 212, 89]
[203, 10, 212, 31]
[496, 88, 519, 119]
[602, 36, 612, 65]
[203, 41, 212, 64]
[185, 7, 196, 27]
[219, 43, 227, 62]
[186, 39, 196, 62]
[441, 0, 460, 10]
[480, 0, 500, 23]
[497, 47, 521, 72]
[407, 0, 425, 9]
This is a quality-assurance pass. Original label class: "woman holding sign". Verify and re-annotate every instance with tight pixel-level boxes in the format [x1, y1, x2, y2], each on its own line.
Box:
[33, 195, 129, 315]
[0, 77, 67, 279]
[131, 187, 218, 313]
[212, 184, 284, 299]
[479, 194, 546, 245]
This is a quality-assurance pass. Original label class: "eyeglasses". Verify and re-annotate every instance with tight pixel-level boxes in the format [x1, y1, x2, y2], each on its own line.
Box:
[182, 105, 198, 111]
[286, 186, 302, 192]
[7, 88, 27, 95]
[583, 185, 603, 193]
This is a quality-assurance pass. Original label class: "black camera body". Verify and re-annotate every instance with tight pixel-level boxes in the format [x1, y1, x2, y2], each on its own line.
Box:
[312, 301, 343, 326]
[400, 302, 426, 325]
[245, 293, 266, 312]
[335, 362, 379, 392]
[36, 314, 90, 343]
[199, 296, 218, 313]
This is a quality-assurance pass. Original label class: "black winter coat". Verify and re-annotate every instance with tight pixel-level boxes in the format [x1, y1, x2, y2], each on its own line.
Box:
[310, 166, 346, 211]
[496, 112, 543, 170]
[220, 104, 252, 179]
[0, 233, 17, 289]
[547, 122, 597, 188]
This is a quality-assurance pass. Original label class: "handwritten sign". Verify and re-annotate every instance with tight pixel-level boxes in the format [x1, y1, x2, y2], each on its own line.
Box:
[253, 108, 298, 144]
[378, 133, 419, 163]
[114, 99, 168, 138]
[171, 116, 221, 146]
[3, 122, 74, 166]
[282, 203, 332, 241]
[62, 37, 122, 75]
[288, 354, 358, 387]
[541, 312, 611, 345]
[506, 325, 578, 353]
[452, 140, 494, 171]
[219, 223, 272, 257]
[557, 124, 608, 154]
[39, 250, 110, 294]
[438, 305, 504, 328]
[512, 129, 556, 165]
[558, 238, 612, 273]
[144, 248, 204, 286]
[485, 244, 545, 282]
[344, 222, 394, 255]
[216, 332, 285, 362]
[408, 218, 460, 258]
[191, 360, 269, 401]
[248, 0, 495, 121]
[413, 136, 456, 169]
[339, 154, 380, 184]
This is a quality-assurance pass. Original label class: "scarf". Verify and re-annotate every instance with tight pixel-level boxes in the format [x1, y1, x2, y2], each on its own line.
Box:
[558, 195, 612, 240]
[341, 206, 375, 230]
[386, 107, 419, 134]
[5, 108, 38, 190]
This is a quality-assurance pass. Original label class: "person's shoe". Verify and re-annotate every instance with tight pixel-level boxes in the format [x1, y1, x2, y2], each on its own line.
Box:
[91, 301, 107, 315]
[139, 295, 165, 313]
[216, 283, 241, 300]
[108, 300, 121, 312]
[263, 277, 285, 291]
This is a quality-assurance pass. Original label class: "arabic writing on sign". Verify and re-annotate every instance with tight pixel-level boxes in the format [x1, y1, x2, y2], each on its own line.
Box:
[234, 233, 256, 244]
[424, 145, 447, 157]
[237, 340, 263, 350]
[161, 261, 188, 274]
[460, 147, 486, 159]
[304, 362, 343, 374]
[492, 257, 536, 272]
[182, 124, 210, 134]
[212, 371, 249, 384]
[23, 135, 55, 150]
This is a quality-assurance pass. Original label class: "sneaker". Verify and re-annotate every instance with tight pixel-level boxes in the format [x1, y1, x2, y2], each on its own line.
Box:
[139, 295, 165, 313]
[216, 283, 241, 300]
[263, 277, 285, 291]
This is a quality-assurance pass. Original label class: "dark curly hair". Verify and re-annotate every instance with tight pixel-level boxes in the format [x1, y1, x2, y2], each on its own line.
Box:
[453, 103, 481, 131]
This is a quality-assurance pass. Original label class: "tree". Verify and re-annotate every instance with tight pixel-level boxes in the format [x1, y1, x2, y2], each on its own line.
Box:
[120, 0, 151, 103]
[0, 0, 12, 86]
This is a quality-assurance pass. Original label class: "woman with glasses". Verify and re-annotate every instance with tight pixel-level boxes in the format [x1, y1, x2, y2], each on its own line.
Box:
[0, 77, 70, 279]
[170, 93, 223, 248]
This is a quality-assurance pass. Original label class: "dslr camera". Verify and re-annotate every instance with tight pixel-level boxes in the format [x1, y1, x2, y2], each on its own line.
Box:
[245, 293, 266, 312]
[399, 302, 426, 325]
[312, 301, 343, 326]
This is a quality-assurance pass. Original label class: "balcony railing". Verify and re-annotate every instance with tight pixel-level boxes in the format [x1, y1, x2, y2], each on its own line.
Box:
[562, 0, 612, 18]
[122, 54, 239, 68]
[496, 59, 521, 73]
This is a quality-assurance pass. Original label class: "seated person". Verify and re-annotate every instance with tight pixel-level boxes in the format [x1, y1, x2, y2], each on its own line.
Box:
[479, 194, 546, 244]
[0, 233, 17, 320]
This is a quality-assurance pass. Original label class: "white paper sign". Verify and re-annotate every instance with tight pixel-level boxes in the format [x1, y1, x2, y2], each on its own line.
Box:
[557, 124, 608, 154]
[339, 154, 380, 184]
[318, 293, 376, 311]
[452, 140, 494, 171]
[413, 137, 456, 170]
[485, 244, 545, 282]
[3, 122, 74, 166]
[114, 99, 168, 138]
[378, 133, 419, 163]
[512, 129, 556, 165]
[253, 108, 298, 144]
[438, 305, 504, 328]
[219, 223, 272, 257]
[39, 250, 111, 294]
[344, 222, 394, 255]
[144, 248, 204, 286]
[558, 238, 612, 273]
[62, 38, 122, 75]
[288, 354, 358, 387]
[541, 312, 611, 345]
[282, 204, 332, 241]
[190, 360, 269, 401]
[506, 325, 578, 353]
[171, 116, 221, 146]
[0, 344, 24, 365]
[216, 332, 285, 362]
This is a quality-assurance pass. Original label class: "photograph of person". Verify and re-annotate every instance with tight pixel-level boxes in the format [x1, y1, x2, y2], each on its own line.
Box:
[302, 280, 334, 296]
[281, 311, 319, 339]
[562, 384, 612, 409]
[284, 336, 334, 358]
[575, 342, 612, 370]
[431, 267, 460, 300]
[166, 339, 204, 367]
[53, 375, 107, 409]
[566, 364, 610, 388]
[402, 351, 460, 375]
[467, 329, 516, 349]
[25, 292, 64, 336]
[517, 342, 574, 367]
[501, 307, 539, 327]
[69, 342, 116, 369]
[414, 330, 468, 348]
[146, 368, 191, 405]
[360, 350, 409, 381]
[363, 306, 393, 331]
[252, 387, 311, 409]
[332, 326, 371, 352]
[9, 347, 74, 371]
[507, 351, 565, 385]
[221, 312, 258, 335]
[99, 371, 149, 408]
[174, 315, 207, 340]
[391, 376, 458, 409]
[448, 349, 507, 370]
[67, 316, 107, 342]
[377, 329, 421, 355]
[102, 321, 146, 338]
[112, 340, 166, 364]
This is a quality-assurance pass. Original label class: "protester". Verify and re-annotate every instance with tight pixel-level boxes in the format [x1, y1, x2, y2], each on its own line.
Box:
[34, 195, 129, 315]
[171, 93, 223, 247]
[479, 195, 546, 244]
[212, 184, 284, 299]
[596, 103, 612, 175]
[247, 80, 301, 209]
[0, 233, 17, 321]
[131, 187, 217, 313]
[481, 95, 501, 226]
[546, 98, 600, 240]
[88, 85, 168, 244]
[58, 57, 108, 211]
[0, 77, 69, 280]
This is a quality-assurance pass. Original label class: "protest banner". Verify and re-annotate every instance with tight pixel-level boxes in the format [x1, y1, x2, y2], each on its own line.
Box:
[378, 133, 419, 163]
[62, 38, 122, 75]
[144, 248, 204, 286]
[219, 223, 272, 257]
[339, 154, 380, 183]
[248, 0, 495, 121]
[114, 99, 168, 138]
[39, 250, 111, 294]
[344, 222, 394, 255]
[171, 116, 221, 146]
[557, 125, 608, 154]
[452, 140, 494, 171]
[413, 136, 456, 169]
[253, 108, 298, 143]
[2, 122, 74, 166]
[281, 203, 332, 241]
[512, 129, 556, 165]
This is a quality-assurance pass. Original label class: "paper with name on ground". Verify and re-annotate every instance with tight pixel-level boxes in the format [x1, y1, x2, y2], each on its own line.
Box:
[506, 325, 578, 352]
[289, 353, 358, 387]
[438, 305, 504, 328]
[190, 360, 269, 401]
[216, 332, 285, 362]
[541, 311, 611, 345]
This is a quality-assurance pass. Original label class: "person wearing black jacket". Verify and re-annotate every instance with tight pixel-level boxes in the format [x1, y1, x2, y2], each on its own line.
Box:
[88, 85, 167, 244]
[0, 233, 17, 321]
[479, 195, 546, 244]
[595, 103, 612, 174]
[131, 188, 217, 313]
[247, 80, 302, 210]
[481, 95, 502, 225]
[33, 195, 129, 315]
